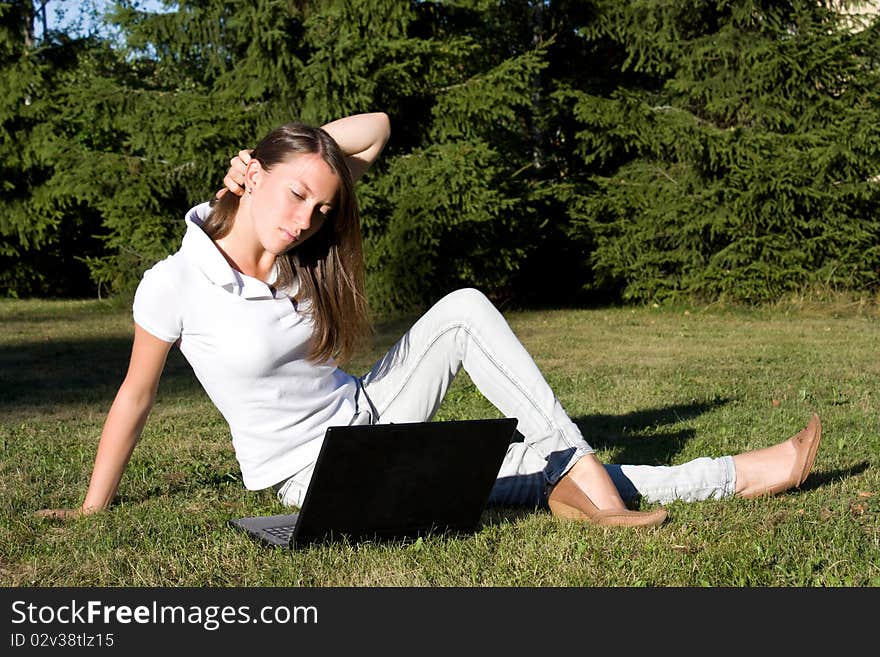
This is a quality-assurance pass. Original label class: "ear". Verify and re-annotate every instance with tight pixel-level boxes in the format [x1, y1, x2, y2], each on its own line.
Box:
[244, 159, 264, 194]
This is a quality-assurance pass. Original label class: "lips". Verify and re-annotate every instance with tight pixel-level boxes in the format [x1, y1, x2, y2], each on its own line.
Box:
[280, 228, 298, 244]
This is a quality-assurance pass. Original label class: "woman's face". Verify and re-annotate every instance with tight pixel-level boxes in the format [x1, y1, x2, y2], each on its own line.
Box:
[245, 152, 340, 255]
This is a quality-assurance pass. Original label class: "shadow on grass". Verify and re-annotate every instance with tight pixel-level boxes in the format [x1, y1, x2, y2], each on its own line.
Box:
[799, 462, 870, 494]
[0, 337, 198, 409]
[1, 314, 425, 412]
[573, 397, 732, 465]
[478, 399, 731, 523]
[112, 468, 247, 510]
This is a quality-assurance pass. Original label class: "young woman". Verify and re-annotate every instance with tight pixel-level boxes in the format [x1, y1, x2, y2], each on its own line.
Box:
[38, 112, 822, 528]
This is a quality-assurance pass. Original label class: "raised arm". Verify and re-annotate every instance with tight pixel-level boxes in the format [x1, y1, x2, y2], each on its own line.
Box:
[37, 325, 173, 518]
[320, 111, 391, 182]
[218, 112, 391, 197]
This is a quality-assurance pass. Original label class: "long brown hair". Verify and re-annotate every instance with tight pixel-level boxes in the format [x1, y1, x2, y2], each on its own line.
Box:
[203, 122, 370, 364]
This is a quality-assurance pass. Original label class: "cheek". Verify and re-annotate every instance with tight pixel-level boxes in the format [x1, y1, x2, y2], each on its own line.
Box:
[253, 188, 289, 221]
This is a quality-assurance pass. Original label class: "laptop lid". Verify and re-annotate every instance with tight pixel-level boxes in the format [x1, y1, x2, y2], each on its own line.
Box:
[230, 417, 517, 548]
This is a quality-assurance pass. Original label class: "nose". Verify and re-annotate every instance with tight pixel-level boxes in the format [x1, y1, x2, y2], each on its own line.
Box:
[294, 205, 313, 232]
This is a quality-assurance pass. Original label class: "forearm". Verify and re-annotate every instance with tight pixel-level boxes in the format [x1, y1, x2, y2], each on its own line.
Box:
[81, 386, 154, 512]
[321, 112, 390, 156]
[321, 112, 391, 180]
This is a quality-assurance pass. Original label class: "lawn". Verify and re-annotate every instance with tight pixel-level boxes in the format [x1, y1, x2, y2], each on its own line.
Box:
[1, 297, 877, 586]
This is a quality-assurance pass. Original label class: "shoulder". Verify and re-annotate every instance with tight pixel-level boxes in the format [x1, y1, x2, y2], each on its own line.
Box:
[139, 251, 187, 291]
[141, 204, 210, 288]
[133, 250, 189, 343]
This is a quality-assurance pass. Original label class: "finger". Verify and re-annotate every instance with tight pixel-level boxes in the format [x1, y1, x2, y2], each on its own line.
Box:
[231, 158, 248, 179]
[215, 188, 227, 199]
[230, 152, 249, 169]
[227, 165, 246, 186]
[223, 174, 245, 196]
[35, 508, 78, 520]
[223, 173, 244, 194]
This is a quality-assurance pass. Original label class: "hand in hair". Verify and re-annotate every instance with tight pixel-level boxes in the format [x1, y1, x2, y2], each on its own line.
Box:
[215, 149, 253, 199]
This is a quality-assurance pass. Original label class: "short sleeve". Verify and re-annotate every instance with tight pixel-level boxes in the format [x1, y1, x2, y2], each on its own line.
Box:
[132, 259, 182, 343]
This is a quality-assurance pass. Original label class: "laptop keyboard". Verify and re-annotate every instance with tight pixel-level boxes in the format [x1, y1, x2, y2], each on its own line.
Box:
[263, 525, 296, 542]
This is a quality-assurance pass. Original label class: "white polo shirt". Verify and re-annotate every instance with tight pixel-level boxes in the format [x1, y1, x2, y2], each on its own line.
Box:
[132, 202, 359, 490]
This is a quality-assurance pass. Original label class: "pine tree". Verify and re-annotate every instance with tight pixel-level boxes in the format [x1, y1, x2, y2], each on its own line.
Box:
[6, 0, 877, 308]
[91, 0, 560, 313]
[0, 0, 109, 296]
[552, 0, 880, 303]
[348, 0, 557, 313]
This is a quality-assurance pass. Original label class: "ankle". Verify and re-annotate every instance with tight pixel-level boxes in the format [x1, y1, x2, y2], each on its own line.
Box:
[732, 439, 796, 497]
[562, 455, 627, 511]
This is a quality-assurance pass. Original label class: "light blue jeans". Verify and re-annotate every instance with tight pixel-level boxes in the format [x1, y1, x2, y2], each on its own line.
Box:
[277, 288, 736, 508]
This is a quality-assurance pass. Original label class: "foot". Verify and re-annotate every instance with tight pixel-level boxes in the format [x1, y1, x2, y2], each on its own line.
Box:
[734, 413, 822, 499]
[547, 455, 668, 527]
[562, 454, 628, 511]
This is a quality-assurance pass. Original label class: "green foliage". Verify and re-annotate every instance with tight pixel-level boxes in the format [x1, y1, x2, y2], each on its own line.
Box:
[556, 0, 880, 303]
[0, 2, 104, 296]
[362, 139, 523, 313]
[362, 27, 549, 313]
[298, 0, 419, 123]
[1, 0, 879, 310]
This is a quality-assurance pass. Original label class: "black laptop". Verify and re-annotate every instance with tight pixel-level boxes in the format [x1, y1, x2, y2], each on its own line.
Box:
[228, 417, 518, 548]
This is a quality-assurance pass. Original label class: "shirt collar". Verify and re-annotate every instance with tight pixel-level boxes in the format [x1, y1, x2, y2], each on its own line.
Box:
[181, 203, 288, 300]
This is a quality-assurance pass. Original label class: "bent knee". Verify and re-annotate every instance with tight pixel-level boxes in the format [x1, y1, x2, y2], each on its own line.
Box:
[437, 288, 497, 320]
[442, 287, 492, 309]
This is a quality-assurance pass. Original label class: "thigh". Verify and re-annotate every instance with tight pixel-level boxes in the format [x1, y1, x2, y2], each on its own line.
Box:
[358, 317, 461, 424]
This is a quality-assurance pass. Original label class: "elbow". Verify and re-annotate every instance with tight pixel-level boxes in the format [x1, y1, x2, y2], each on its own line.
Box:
[375, 112, 391, 146]
[116, 378, 160, 416]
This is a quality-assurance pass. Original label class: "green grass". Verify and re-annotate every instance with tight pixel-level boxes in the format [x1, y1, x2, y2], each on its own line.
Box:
[1, 297, 878, 586]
